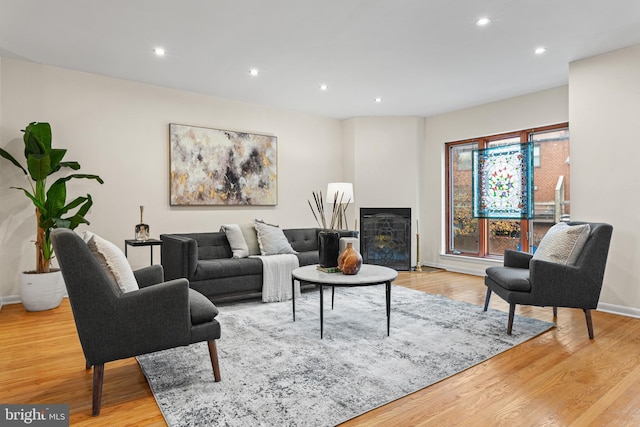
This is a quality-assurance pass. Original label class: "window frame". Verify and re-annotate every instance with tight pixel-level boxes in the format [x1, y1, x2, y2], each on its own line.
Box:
[445, 123, 569, 259]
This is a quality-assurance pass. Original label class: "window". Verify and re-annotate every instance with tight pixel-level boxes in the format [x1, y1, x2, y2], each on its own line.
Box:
[457, 150, 472, 171]
[445, 123, 569, 258]
[533, 144, 541, 167]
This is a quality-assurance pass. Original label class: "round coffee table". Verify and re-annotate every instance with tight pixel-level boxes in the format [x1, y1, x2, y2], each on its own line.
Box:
[291, 264, 398, 338]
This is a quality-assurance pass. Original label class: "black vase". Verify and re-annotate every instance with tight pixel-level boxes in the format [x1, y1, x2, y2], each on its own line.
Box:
[318, 230, 340, 268]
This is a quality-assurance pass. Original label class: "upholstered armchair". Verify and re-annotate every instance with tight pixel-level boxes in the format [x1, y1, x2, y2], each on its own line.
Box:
[50, 228, 222, 416]
[484, 222, 613, 339]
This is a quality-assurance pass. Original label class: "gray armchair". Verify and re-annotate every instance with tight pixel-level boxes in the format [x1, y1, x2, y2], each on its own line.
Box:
[484, 222, 613, 339]
[50, 228, 221, 416]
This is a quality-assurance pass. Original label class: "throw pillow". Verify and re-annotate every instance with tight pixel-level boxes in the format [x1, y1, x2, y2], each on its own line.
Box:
[220, 224, 249, 258]
[254, 219, 298, 256]
[83, 231, 139, 293]
[239, 223, 261, 256]
[533, 223, 591, 265]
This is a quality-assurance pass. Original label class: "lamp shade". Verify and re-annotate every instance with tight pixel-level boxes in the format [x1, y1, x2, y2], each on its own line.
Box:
[326, 182, 354, 204]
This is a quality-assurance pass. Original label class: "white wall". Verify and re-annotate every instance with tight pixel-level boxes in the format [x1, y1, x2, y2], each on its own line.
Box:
[421, 86, 570, 275]
[0, 58, 344, 299]
[569, 44, 640, 316]
[342, 116, 424, 264]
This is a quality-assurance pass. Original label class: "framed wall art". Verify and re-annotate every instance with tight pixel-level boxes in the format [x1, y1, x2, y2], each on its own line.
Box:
[169, 123, 277, 206]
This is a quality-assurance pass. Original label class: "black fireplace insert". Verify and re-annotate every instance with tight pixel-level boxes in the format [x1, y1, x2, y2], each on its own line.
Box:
[359, 208, 411, 271]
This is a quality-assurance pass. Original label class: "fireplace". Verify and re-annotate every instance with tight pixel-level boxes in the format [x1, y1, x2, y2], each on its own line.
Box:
[359, 208, 411, 271]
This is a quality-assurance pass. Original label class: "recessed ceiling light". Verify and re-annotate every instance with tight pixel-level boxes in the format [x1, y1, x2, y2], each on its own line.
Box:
[534, 47, 547, 55]
[153, 47, 166, 56]
[374, 97, 382, 103]
[249, 68, 259, 76]
[319, 84, 328, 91]
[476, 17, 491, 26]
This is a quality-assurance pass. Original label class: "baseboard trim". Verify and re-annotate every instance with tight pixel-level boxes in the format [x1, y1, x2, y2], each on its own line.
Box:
[1, 295, 22, 305]
[0, 294, 70, 306]
[432, 262, 484, 277]
[597, 302, 640, 319]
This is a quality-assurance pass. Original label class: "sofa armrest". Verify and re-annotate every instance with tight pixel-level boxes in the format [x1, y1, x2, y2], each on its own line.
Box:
[133, 264, 164, 288]
[503, 249, 532, 269]
[160, 234, 198, 281]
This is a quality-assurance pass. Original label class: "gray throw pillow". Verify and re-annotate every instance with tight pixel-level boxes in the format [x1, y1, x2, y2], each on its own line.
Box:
[254, 219, 298, 256]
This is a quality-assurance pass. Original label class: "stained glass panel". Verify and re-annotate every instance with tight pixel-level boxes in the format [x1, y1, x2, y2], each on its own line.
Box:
[472, 143, 533, 219]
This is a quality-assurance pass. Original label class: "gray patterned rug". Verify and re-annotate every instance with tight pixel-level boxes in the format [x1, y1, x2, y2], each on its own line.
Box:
[137, 285, 553, 426]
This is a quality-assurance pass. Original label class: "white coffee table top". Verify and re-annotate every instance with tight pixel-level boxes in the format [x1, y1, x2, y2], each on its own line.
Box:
[292, 264, 398, 285]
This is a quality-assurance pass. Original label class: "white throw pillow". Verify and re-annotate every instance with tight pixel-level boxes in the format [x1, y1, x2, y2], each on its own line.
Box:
[239, 223, 261, 256]
[254, 219, 298, 256]
[220, 224, 249, 258]
[533, 223, 590, 265]
[83, 231, 139, 293]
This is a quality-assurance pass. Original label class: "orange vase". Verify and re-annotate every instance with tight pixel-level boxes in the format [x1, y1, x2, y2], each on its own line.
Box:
[338, 242, 363, 275]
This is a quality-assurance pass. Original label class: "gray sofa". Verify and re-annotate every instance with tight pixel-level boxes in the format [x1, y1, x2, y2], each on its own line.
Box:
[161, 228, 356, 302]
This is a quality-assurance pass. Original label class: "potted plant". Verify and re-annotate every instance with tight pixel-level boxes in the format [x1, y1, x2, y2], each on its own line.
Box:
[0, 122, 104, 311]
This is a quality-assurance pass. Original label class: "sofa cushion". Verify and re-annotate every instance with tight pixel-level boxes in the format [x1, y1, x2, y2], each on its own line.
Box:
[192, 232, 233, 260]
[485, 266, 531, 292]
[84, 231, 139, 293]
[533, 222, 590, 265]
[194, 257, 264, 280]
[254, 219, 298, 255]
[284, 228, 319, 253]
[220, 224, 249, 258]
[295, 250, 320, 267]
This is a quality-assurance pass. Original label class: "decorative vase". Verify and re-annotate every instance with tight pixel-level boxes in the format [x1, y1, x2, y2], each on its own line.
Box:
[19, 269, 65, 311]
[318, 230, 340, 268]
[338, 242, 363, 275]
[135, 205, 150, 241]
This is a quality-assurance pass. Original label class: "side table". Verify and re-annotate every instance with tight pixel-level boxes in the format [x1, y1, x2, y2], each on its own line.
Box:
[124, 239, 163, 265]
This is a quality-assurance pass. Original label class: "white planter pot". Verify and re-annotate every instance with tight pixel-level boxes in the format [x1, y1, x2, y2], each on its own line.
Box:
[19, 270, 65, 311]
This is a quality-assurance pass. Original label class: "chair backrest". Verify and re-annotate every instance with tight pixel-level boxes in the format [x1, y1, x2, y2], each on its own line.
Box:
[567, 221, 613, 287]
[50, 229, 122, 357]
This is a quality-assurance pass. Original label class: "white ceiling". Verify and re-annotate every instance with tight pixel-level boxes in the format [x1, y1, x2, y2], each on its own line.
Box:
[1, 0, 640, 119]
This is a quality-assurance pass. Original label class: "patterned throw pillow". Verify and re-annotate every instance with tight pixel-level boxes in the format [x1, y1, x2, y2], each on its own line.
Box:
[253, 219, 298, 256]
[532, 223, 590, 265]
[83, 231, 139, 293]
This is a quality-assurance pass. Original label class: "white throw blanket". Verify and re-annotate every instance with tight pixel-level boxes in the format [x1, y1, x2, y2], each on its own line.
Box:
[252, 254, 300, 302]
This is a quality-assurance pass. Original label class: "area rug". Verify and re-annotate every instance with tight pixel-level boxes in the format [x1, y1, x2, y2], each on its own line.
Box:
[137, 285, 553, 426]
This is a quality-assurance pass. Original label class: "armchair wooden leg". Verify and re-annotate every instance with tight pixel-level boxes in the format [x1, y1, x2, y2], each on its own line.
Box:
[584, 309, 595, 339]
[86, 360, 91, 370]
[483, 289, 492, 311]
[553, 307, 558, 317]
[92, 363, 104, 416]
[208, 340, 221, 382]
[507, 303, 516, 335]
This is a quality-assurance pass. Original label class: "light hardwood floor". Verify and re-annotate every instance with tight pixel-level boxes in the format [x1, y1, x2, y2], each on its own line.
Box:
[1, 270, 639, 426]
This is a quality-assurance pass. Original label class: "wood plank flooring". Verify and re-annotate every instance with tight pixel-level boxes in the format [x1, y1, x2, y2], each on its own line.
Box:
[1, 270, 639, 426]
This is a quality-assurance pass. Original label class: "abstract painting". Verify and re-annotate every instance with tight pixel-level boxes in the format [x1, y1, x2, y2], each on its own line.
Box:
[169, 123, 277, 205]
[472, 143, 533, 219]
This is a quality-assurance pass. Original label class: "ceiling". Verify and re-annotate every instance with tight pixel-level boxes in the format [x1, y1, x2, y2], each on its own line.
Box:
[1, 0, 640, 119]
